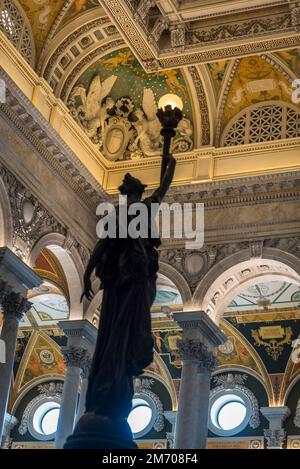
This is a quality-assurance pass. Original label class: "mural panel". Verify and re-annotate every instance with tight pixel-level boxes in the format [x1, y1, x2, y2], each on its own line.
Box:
[221, 56, 296, 131]
[19, 0, 65, 57]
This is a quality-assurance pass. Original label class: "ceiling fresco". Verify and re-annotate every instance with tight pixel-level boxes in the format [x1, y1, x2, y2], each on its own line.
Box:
[59, 0, 99, 29]
[276, 48, 300, 78]
[19, 0, 66, 58]
[221, 55, 297, 132]
[14, 331, 65, 395]
[207, 61, 229, 100]
[226, 281, 300, 312]
[33, 248, 69, 301]
[21, 282, 69, 328]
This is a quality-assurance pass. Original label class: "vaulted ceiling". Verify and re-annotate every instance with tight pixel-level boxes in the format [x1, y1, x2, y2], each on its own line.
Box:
[0, 1, 297, 166]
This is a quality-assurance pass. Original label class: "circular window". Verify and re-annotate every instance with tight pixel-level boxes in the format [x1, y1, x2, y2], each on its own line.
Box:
[29, 400, 60, 440]
[209, 391, 251, 436]
[127, 397, 156, 438]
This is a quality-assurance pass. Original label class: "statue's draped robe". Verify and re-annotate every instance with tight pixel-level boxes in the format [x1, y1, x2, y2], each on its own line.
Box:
[85, 196, 160, 419]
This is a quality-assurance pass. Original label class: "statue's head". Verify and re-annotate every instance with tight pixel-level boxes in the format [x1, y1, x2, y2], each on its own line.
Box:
[118, 173, 147, 199]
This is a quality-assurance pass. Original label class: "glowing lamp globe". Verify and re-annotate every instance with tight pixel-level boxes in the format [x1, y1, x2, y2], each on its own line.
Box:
[158, 94, 183, 111]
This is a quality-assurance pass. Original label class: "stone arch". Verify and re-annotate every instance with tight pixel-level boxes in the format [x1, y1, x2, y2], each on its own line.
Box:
[193, 247, 300, 325]
[212, 366, 272, 406]
[0, 175, 13, 248]
[29, 233, 84, 320]
[159, 261, 192, 308]
[11, 374, 64, 417]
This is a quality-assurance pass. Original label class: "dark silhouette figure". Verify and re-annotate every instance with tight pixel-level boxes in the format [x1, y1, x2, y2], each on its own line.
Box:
[65, 155, 176, 448]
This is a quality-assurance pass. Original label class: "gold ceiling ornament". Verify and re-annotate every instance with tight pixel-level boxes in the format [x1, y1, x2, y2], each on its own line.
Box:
[251, 326, 293, 361]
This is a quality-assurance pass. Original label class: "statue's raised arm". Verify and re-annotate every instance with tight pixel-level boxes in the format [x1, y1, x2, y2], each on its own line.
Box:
[151, 154, 176, 203]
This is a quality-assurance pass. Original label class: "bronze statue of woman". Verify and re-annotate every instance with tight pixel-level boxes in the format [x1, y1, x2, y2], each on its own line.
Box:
[64, 104, 182, 449]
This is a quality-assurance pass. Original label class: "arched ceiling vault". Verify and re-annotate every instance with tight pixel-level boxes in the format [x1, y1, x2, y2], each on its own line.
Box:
[0, 1, 299, 188]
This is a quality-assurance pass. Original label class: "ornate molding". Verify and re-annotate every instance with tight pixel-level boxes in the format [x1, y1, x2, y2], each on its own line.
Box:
[62, 346, 91, 369]
[100, 0, 300, 71]
[164, 168, 300, 208]
[37, 0, 77, 71]
[18, 382, 63, 436]
[160, 247, 217, 292]
[0, 68, 107, 209]
[0, 163, 63, 260]
[159, 236, 300, 295]
[177, 339, 218, 371]
[133, 377, 165, 432]
[187, 66, 210, 145]
[0, 162, 91, 268]
[60, 38, 125, 102]
[41, 14, 117, 90]
[264, 428, 286, 448]
[37, 381, 63, 397]
[0, 0, 35, 67]
[1, 290, 31, 321]
[212, 373, 260, 429]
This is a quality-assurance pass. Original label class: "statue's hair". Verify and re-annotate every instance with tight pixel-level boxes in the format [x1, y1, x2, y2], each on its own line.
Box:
[118, 173, 147, 196]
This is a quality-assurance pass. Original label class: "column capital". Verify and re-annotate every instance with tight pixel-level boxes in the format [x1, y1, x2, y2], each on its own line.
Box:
[264, 428, 286, 449]
[81, 354, 92, 379]
[177, 339, 218, 371]
[58, 319, 97, 354]
[62, 345, 91, 370]
[173, 311, 227, 348]
[1, 290, 31, 321]
[261, 406, 290, 449]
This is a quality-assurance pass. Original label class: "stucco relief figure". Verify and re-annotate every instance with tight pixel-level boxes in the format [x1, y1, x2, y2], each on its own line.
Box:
[68, 75, 117, 139]
[69, 153, 176, 448]
[132, 88, 162, 154]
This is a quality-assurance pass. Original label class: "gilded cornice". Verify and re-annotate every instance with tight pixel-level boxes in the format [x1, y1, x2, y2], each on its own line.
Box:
[100, 0, 300, 71]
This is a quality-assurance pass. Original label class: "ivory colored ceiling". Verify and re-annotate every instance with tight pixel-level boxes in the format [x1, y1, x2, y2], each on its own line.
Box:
[1, 1, 300, 190]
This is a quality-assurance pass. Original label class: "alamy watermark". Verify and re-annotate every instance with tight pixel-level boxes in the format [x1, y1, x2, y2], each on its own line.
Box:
[96, 196, 204, 249]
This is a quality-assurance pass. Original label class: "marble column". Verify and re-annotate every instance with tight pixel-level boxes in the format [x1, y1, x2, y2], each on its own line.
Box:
[55, 319, 97, 449]
[55, 345, 90, 449]
[76, 355, 92, 424]
[261, 406, 290, 449]
[173, 311, 226, 450]
[0, 247, 41, 445]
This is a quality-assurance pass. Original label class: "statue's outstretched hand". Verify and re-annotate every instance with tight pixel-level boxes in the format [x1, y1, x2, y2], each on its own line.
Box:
[80, 277, 94, 302]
